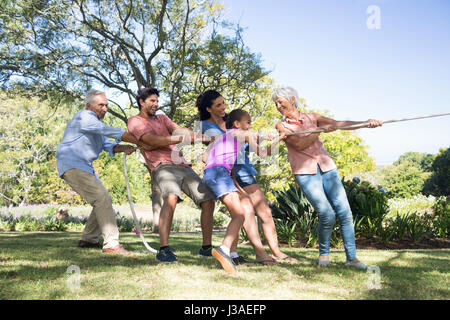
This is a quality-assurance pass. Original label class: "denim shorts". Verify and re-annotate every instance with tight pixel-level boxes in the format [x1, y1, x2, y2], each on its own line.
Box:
[203, 166, 238, 200]
[234, 173, 258, 188]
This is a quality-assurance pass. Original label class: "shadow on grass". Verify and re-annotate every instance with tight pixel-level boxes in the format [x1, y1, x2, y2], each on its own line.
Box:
[359, 250, 450, 299]
[282, 249, 450, 300]
[1, 232, 449, 299]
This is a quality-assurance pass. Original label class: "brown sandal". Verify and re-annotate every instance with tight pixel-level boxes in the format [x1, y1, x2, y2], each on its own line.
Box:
[255, 259, 279, 266]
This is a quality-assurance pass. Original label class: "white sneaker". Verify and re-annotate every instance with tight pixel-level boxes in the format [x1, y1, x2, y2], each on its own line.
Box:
[318, 259, 330, 266]
[345, 260, 367, 269]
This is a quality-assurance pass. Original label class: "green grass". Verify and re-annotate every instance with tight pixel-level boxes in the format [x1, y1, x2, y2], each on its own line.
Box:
[0, 231, 448, 300]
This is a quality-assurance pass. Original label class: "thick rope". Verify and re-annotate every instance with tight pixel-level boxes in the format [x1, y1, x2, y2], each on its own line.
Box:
[285, 112, 450, 136]
[123, 153, 157, 253]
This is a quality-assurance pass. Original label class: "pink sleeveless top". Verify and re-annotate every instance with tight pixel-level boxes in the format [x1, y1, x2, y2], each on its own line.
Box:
[281, 113, 336, 175]
[204, 129, 246, 174]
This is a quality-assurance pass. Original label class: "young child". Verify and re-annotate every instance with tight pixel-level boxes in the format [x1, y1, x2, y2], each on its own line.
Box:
[202, 109, 285, 273]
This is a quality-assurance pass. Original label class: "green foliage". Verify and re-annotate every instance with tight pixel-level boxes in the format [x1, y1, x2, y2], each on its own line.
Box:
[321, 130, 376, 178]
[115, 212, 135, 232]
[0, 92, 77, 206]
[342, 178, 389, 236]
[273, 220, 297, 247]
[388, 213, 412, 240]
[394, 151, 435, 172]
[430, 196, 450, 237]
[42, 214, 67, 231]
[405, 213, 427, 243]
[433, 196, 450, 216]
[270, 183, 319, 247]
[376, 148, 448, 199]
[379, 161, 430, 198]
[0, 219, 15, 231]
[0, 0, 268, 125]
[270, 183, 315, 224]
[422, 147, 450, 196]
[213, 210, 230, 228]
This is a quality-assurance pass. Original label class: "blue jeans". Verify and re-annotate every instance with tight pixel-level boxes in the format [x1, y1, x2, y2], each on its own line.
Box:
[295, 166, 357, 261]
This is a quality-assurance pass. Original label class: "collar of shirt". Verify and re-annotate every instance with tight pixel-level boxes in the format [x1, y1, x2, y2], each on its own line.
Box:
[284, 113, 307, 125]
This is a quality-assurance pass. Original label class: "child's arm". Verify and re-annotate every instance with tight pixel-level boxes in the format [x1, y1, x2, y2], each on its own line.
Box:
[231, 130, 285, 159]
[250, 133, 286, 158]
[202, 136, 217, 163]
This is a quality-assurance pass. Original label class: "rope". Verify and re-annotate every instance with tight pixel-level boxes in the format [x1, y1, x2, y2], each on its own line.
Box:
[122, 153, 157, 253]
[285, 112, 450, 136]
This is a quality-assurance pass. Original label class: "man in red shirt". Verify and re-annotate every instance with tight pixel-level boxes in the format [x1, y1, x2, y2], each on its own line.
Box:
[128, 88, 215, 263]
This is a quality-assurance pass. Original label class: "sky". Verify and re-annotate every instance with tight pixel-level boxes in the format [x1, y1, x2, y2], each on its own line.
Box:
[219, 0, 450, 165]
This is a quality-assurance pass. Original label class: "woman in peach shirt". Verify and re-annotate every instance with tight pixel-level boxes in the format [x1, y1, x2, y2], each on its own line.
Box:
[273, 87, 382, 269]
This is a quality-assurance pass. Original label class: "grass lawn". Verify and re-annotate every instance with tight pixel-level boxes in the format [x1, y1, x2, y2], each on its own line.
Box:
[0, 231, 448, 300]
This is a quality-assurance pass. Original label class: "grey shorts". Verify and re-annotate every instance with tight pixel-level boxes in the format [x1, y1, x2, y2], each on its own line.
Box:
[152, 163, 214, 206]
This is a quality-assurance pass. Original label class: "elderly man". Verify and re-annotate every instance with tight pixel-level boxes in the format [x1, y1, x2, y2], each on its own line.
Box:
[56, 89, 148, 254]
[127, 87, 215, 263]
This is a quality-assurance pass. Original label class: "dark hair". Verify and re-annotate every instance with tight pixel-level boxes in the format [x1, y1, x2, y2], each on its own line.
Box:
[196, 90, 223, 121]
[136, 87, 159, 111]
[226, 109, 249, 129]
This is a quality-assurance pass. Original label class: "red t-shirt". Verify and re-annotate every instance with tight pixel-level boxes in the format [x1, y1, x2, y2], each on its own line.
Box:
[128, 114, 189, 171]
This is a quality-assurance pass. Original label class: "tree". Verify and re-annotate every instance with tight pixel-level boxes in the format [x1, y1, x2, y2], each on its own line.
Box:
[423, 147, 450, 196]
[379, 160, 430, 198]
[0, 0, 267, 126]
[0, 91, 155, 206]
[0, 91, 70, 205]
[321, 130, 376, 178]
[394, 151, 435, 172]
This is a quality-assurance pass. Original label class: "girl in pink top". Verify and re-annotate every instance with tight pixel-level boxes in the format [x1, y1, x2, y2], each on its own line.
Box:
[202, 109, 285, 273]
[273, 87, 382, 269]
[204, 128, 245, 173]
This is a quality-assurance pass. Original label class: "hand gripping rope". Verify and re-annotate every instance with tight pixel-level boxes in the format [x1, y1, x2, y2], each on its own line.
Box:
[285, 112, 450, 136]
[123, 153, 157, 253]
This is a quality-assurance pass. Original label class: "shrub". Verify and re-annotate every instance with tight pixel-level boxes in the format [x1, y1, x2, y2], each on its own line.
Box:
[273, 220, 297, 247]
[115, 212, 135, 232]
[65, 222, 85, 231]
[0, 219, 15, 231]
[342, 178, 389, 237]
[270, 183, 314, 224]
[213, 210, 230, 228]
[422, 147, 450, 196]
[389, 212, 412, 240]
[42, 214, 66, 231]
[433, 196, 450, 216]
[270, 184, 319, 245]
[432, 215, 450, 238]
[379, 161, 430, 198]
[431, 196, 450, 237]
[406, 213, 427, 243]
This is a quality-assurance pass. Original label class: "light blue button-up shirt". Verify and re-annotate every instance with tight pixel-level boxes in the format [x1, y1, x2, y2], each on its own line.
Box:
[56, 109, 125, 177]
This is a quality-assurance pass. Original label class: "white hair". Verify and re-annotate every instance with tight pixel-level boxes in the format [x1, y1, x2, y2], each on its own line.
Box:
[271, 87, 299, 108]
[85, 89, 105, 105]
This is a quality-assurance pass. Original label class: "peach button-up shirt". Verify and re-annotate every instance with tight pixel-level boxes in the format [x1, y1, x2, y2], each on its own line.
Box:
[281, 113, 336, 175]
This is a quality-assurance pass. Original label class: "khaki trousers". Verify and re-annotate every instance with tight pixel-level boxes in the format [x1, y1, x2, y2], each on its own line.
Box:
[62, 169, 119, 249]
